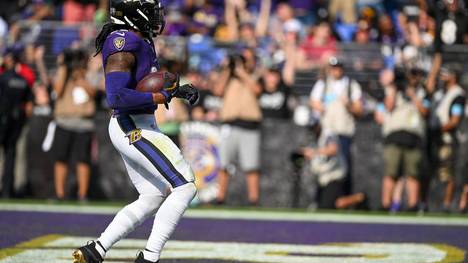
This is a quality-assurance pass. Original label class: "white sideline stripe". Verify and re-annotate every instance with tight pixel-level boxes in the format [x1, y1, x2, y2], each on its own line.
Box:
[1, 203, 468, 226]
[186, 209, 468, 226]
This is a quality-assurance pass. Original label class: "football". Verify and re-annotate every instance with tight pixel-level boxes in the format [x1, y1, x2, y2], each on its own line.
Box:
[135, 71, 178, 93]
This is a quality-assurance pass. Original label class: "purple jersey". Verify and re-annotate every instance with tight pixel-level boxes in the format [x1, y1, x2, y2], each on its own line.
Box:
[102, 29, 160, 114]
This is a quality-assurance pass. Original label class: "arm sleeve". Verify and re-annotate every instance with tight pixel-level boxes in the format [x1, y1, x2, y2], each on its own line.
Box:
[377, 102, 386, 113]
[19, 65, 36, 88]
[423, 99, 431, 109]
[450, 96, 466, 117]
[105, 72, 154, 109]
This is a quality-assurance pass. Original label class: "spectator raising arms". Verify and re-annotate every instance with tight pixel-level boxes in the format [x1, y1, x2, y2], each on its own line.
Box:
[258, 37, 296, 120]
[191, 70, 224, 122]
[297, 21, 337, 69]
[224, 0, 271, 45]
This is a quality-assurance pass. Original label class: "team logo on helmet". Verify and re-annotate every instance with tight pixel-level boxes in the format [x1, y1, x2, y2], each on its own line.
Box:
[113, 37, 126, 50]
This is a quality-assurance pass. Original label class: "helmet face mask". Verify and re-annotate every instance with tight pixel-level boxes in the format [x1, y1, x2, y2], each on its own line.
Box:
[153, 1, 165, 35]
[110, 0, 165, 37]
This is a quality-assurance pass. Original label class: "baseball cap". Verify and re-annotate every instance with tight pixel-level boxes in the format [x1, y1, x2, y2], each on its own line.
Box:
[283, 19, 302, 33]
[328, 56, 343, 67]
[440, 63, 461, 77]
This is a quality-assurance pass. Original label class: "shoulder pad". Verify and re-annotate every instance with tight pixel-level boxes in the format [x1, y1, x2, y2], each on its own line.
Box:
[102, 30, 141, 61]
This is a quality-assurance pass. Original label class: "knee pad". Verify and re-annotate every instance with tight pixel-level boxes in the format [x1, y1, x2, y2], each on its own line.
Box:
[123, 194, 164, 224]
[137, 194, 165, 214]
[172, 182, 197, 203]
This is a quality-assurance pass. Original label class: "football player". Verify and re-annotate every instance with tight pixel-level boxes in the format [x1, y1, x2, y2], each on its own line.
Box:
[73, 0, 199, 262]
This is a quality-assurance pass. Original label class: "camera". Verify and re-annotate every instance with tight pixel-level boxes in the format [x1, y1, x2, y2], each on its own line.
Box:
[62, 48, 88, 71]
[393, 67, 407, 91]
[403, 5, 420, 22]
[227, 54, 246, 76]
[290, 151, 306, 169]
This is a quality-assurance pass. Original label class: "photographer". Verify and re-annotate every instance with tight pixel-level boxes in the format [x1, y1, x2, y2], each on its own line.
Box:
[309, 57, 363, 196]
[51, 48, 97, 201]
[380, 68, 429, 211]
[300, 121, 347, 209]
[429, 64, 465, 211]
[215, 51, 262, 206]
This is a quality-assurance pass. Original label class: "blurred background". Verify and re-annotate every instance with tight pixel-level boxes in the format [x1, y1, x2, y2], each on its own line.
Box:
[0, 0, 468, 214]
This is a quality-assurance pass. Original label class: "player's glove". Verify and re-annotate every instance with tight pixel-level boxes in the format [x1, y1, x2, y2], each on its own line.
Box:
[163, 74, 180, 93]
[160, 74, 180, 109]
[173, 84, 200, 106]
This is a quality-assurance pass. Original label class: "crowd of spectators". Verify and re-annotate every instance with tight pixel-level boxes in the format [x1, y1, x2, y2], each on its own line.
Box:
[0, 0, 468, 213]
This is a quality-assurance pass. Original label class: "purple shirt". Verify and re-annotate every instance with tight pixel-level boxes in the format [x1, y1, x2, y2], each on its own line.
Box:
[102, 30, 160, 114]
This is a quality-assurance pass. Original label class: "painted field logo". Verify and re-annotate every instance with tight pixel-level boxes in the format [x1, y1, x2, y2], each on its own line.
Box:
[180, 122, 221, 204]
[2, 236, 464, 263]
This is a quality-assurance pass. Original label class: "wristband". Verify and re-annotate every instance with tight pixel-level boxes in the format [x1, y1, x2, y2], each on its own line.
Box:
[160, 89, 172, 103]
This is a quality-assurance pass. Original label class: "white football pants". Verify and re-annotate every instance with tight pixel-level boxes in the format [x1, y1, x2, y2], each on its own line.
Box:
[97, 114, 196, 261]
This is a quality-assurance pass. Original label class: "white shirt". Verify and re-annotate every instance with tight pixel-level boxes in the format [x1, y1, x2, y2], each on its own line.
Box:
[310, 76, 362, 105]
[310, 76, 362, 136]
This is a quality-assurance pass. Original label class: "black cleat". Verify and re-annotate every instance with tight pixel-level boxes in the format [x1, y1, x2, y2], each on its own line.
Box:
[134, 251, 159, 263]
[72, 241, 104, 263]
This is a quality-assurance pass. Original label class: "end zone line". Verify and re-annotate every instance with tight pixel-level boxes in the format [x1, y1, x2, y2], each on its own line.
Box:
[0, 234, 63, 260]
[1, 203, 468, 226]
